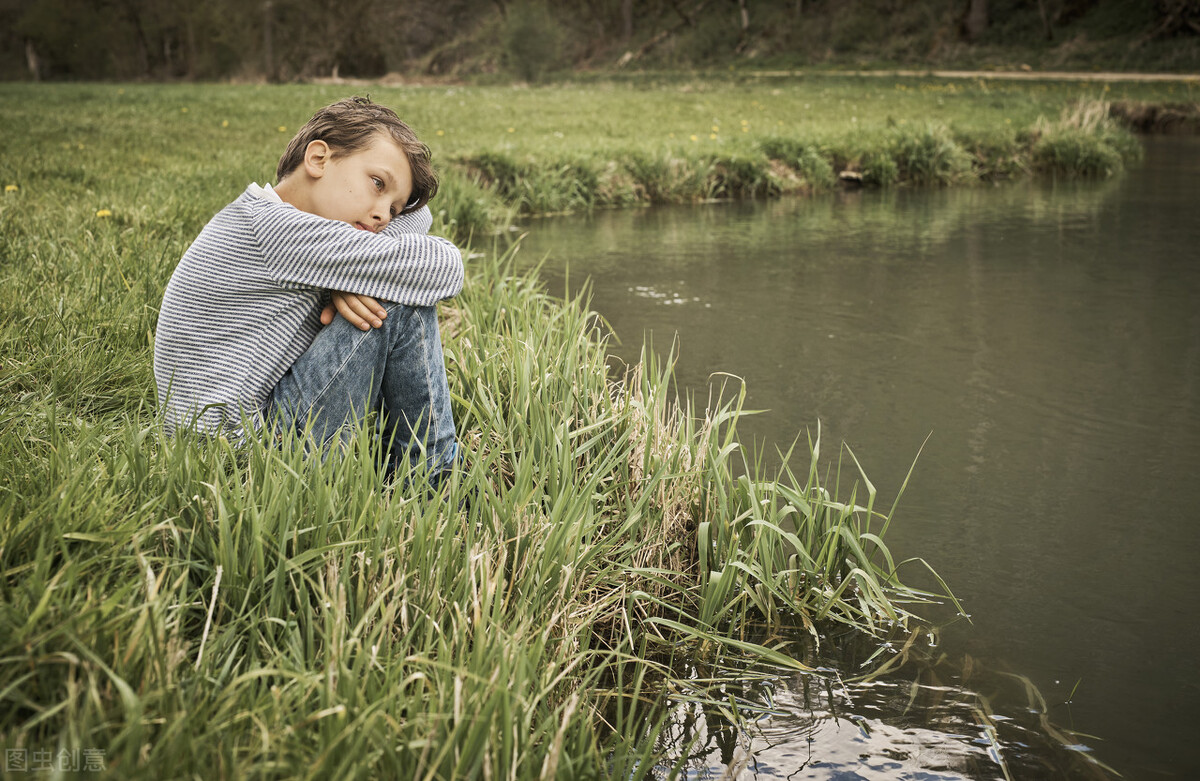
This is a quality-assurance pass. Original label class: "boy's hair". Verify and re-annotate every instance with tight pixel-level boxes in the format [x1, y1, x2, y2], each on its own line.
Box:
[276, 96, 438, 215]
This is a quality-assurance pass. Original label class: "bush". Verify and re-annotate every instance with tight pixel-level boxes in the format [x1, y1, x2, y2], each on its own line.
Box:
[502, 2, 562, 82]
[460, 151, 601, 212]
[758, 137, 837, 189]
[888, 124, 973, 186]
[431, 169, 514, 241]
[955, 128, 1026, 180]
[861, 149, 899, 187]
[624, 152, 714, 203]
[705, 153, 777, 199]
[1030, 100, 1142, 177]
[1032, 129, 1126, 177]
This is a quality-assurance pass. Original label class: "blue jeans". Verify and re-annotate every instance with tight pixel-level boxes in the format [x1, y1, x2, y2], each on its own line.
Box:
[267, 303, 458, 478]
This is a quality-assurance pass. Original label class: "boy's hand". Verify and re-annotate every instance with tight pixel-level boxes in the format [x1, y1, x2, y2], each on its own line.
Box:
[322, 291, 387, 330]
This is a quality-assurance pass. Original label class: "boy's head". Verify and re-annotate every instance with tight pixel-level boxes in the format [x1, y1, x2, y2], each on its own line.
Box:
[276, 97, 438, 222]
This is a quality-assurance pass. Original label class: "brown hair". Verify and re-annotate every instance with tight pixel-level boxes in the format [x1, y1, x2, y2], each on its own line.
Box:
[276, 96, 438, 214]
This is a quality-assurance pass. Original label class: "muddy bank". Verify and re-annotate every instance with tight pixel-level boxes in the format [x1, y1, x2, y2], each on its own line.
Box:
[1110, 99, 1200, 132]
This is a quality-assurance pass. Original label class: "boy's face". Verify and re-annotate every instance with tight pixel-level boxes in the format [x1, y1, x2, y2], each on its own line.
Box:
[303, 133, 414, 232]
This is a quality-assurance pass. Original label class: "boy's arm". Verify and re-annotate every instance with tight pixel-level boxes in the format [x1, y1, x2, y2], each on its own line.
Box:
[380, 205, 434, 238]
[254, 202, 464, 309]
[320, 206, 443, 329]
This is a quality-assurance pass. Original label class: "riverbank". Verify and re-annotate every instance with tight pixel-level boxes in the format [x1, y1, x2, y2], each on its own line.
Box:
[428, 75, 1196, 235]
[0, 79, 1180, 777]
[3, 77, 1193, 237]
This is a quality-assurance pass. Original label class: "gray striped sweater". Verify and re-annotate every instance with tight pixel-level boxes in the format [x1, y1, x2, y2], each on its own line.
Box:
[153, 185, 463, 436]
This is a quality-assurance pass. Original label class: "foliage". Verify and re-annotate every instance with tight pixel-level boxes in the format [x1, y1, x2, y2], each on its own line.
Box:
[1031, 99, 1146, 176]
[1, 0, 1199, 81]
[502, 1, 564, 83]
[860, 149, 901, 187]
[888, 123, 975, 186]
[758, 137, 837, 190]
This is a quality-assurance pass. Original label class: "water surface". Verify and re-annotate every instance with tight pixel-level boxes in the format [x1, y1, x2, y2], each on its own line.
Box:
[517, 136, 1200, 778]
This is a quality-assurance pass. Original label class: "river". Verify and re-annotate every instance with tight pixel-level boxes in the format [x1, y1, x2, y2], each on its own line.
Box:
[516, 136, 1200, 779]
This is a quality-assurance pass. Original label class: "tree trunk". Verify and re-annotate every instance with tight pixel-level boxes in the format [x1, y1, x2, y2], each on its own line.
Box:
[186, 13, 197, 79]
[1135, 1, 1200, 44]
[735, 0, 750, 52]
[1037, 0, 1053, 41]
[121, 0, 152, 76]
[963, 0, 988, 42]
[622, 0, 634, 40]
[25, 40, 41, 81]
[622, 0, 713, 64]
[262, 0, 275, 81]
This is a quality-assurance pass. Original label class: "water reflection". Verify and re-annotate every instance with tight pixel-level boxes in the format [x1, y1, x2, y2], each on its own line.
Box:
[668, 667, 1110, 780]
[647, 627, 1115, 779]
[518, 137, 1200, 778]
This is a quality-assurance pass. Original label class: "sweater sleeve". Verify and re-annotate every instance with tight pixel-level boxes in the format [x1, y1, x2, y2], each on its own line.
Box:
[382, 204, 434, 236]
[250, 199, 463, 307]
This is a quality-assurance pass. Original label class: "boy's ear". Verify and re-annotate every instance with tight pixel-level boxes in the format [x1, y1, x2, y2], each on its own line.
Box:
[303, 140, 331, 178]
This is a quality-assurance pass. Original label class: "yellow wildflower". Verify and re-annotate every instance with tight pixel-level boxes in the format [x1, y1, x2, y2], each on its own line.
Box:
[690, 134, 698, 142]
[96, 209, 113, 218]
[711, 125, 719, 133]
[278, 126, 287, 132]
[4, 184, 17, 193]
[709, 133, 717, 140]
[436, 129, 445, 136]
[222, 120, 229, 128]
[507, 127, 515, 133]
[181, 107, 189, 113]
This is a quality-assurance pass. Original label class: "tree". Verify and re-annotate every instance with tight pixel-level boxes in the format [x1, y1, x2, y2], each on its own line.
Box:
[962, 0, 987, 42]
[1146, 0, 1200, 38]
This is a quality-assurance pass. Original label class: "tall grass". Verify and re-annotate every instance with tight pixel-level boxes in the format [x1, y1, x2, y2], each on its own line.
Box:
[1, 242, 955, 777]
[440, 108, 1138, 221]
[1031, 99, 1145, 177]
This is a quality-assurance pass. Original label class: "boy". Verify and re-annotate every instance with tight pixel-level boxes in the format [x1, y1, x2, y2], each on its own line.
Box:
[153, 96, 463, 481]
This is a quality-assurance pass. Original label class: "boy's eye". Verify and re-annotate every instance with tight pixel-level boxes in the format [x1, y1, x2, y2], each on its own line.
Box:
[389, 206, 397, 218]
[371, 176, 384, 190]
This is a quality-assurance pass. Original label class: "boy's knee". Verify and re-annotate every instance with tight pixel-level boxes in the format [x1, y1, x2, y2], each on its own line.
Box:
[381, 302, 436, 321]
[380, 303, 441, 341]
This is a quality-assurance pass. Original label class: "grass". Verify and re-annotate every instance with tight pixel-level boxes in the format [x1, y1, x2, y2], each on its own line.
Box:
[2, 76, 1188, 234]
[0, 76, 1180, 777]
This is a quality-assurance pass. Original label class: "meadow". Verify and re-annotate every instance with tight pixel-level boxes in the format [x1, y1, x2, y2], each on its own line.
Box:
[0, 76, 1186, 778]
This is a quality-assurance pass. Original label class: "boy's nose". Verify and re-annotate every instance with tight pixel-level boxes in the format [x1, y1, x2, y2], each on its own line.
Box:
[371, 203, 390, 229]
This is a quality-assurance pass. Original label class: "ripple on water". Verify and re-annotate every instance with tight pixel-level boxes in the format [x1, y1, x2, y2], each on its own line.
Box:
[660, 661, 1109, 780]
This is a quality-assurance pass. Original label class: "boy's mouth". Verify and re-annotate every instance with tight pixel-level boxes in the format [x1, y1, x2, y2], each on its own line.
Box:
[354, 222, 372, 232]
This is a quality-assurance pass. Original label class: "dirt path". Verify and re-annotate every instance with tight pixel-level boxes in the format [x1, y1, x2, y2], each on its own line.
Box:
[750, 68, 1200, 83]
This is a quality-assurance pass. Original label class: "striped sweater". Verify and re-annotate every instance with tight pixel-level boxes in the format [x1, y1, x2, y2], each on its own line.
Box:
[153, 184, 463, 436]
